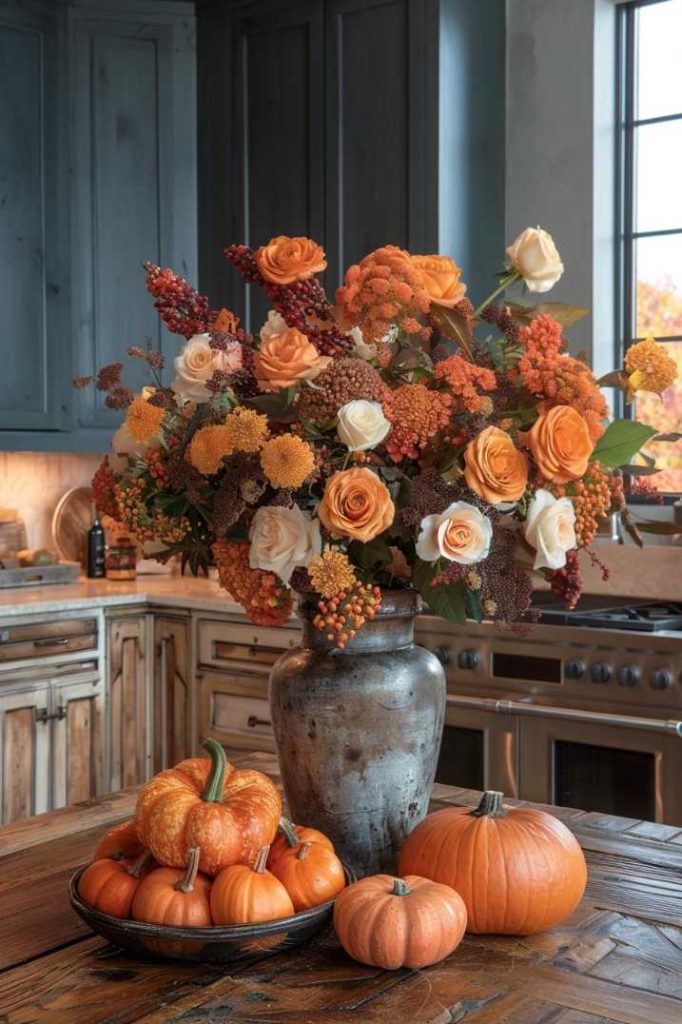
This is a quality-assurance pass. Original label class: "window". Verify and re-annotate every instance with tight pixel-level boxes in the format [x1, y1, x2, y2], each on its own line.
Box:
[617, 0, 682, 496]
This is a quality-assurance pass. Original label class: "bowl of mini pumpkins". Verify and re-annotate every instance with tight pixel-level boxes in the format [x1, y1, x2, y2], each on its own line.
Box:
[70, 739, 352, 962]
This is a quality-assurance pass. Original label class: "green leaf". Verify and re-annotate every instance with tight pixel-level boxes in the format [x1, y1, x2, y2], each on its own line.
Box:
[506, 301, 589, 328]
[632, 520, 681, 536]
[246, 387, 298, 422]
[592, 420, 657, 468]
[412, 560, 466, 623]
[429, 304, 474, 359]
[465, 588, 484, 623]
[349, 537, 392, 571]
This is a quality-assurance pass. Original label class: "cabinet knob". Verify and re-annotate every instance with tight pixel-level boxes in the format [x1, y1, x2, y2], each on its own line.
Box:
[564, 659, 585, 680]
[617, 665, 640, 687]
[457, 649, 479, 671]
[650, 668, 673, 691]
[433, 645, 452, 666]
[590, 662, 612, 684]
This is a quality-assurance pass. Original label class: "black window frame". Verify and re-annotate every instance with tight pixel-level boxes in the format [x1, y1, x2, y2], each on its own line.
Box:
[616, 0, 682, 503]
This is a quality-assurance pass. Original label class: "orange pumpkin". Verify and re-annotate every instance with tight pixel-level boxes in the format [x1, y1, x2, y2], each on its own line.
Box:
[211, 846, 294, 925]
[399, 791, 587, 935]
[94, 820, 144, 861]
[78, 851, 153, 919]
[135, 738, 281, 876]
[268, 817, 334, 871]
[270, 841, 345, 911]
[333, 874, 467, 969]
[131, 847, 212, 927]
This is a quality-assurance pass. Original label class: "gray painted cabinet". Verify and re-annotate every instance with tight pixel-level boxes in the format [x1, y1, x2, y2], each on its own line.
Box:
[0, 0, 197, 452]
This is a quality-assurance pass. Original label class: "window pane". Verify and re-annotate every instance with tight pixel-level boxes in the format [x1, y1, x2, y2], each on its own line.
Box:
[635, 120, 682, 232]
[635, 233, 682, 336]
[636, 0, 682, 121]
[634, 342, 682, 493]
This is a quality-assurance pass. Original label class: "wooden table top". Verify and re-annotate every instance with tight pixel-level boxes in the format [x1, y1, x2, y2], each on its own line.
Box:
[2, 752, 682, 1024]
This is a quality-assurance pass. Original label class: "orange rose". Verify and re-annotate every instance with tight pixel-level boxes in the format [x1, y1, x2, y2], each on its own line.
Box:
[254, 328, 330, 391]
[463, 426, 528, 505]
[410, 254, 467, 308]
[318, 467, 395, 542]
[528, 406, 594, 484]
[255, 235, 327, 285]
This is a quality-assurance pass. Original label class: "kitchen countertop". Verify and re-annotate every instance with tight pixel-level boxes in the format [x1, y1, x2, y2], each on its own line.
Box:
[2, 752, 682, 1023]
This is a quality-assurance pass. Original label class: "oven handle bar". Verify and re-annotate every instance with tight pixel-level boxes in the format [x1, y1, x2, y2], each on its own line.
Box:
[446, 694, 682, 736]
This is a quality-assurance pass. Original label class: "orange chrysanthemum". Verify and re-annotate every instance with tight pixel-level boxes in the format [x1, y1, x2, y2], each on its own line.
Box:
[624, 337, 677, 398]
[125, 395, 166, 443]
[336, 245, 432, 342]
[308, 549, 357, 599]
[260, 433, 315, 490]
[383, 383, 453, 462]
[434, 354, 497, 413]
[187, 424, 233, 475]
[213, 539, 293, 626]
[222, 407, 269, 452]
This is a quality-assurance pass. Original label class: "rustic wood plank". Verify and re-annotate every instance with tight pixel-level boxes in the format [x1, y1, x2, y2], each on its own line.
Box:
[0, 789, 136, 858]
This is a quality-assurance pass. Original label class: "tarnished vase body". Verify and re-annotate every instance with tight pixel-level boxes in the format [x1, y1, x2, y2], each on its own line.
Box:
[268, 591, 446, 877]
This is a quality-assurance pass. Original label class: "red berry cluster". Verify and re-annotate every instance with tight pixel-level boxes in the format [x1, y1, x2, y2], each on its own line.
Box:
[548, 549, 583, 609]
[143, 262, 214, 339]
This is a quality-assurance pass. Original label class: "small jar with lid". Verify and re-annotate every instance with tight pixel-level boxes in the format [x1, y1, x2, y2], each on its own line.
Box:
[106, 536, 137, 580]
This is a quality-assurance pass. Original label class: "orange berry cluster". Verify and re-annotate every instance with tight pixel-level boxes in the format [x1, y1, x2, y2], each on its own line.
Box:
[146, 446, 171, 487]
[212, 539, 293, 626]
[383, 383, 453, 462]
[312, 584, 383, 650]
[572, 462, 613, 547]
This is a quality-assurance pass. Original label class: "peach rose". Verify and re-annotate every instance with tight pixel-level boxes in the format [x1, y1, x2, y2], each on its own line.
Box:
[254, 328, 330, 391]
[410, 254, 467, 308]
[528, 406, 594, 484]
[318, 467, 395, 542]
[255, 235, 327, 285]
[463, 426, 528, 505]
[416, 502, 492, 565]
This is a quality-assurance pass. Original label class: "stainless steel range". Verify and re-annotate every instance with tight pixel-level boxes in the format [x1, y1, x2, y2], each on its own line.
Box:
[415, 598, 682, 825]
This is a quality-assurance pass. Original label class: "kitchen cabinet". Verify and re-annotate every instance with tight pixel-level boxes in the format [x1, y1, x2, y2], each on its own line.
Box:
[0, 676, 51, 823]
[153, 613, 192, 770]
[107, 612, 151, 791]
[51, 667, 104, 809]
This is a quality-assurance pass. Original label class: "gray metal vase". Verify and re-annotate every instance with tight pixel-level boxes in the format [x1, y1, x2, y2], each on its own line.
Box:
[268, 591, 446, 877]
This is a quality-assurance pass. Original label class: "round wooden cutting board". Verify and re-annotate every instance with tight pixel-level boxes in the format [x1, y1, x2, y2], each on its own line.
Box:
[52, 486, 92, 569]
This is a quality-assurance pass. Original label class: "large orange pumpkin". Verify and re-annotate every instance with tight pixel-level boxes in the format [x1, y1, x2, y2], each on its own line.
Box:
[399, 791, 587, 935]
[211, 846, 294, 925]
[131, 846, 212, 927]
[78, 851, 153, 919]
[135, 738, 281, 876]
[270, 841, 346, 911]
[333, 874, 467, 970]
[94, 820, 144, 861]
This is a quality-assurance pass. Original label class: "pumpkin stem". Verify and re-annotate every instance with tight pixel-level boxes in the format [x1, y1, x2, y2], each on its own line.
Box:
[253, 846, 270, 874]
[297, 842, 311, 862]
[391, 878, 412, 897]
[278, 817, 300, 848]
[175, 846, 201, 893]
[201, 737, 228, 803]
[470, 791, 505, 818]
[126, 850, 153, 879]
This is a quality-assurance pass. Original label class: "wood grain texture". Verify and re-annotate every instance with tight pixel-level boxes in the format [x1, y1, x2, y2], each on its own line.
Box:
[2, 752, 682, 1023]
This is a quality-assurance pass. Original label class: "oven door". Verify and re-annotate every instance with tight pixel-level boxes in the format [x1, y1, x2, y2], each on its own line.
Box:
[436, 696, 519, 796]
[519, 708, 682, 825]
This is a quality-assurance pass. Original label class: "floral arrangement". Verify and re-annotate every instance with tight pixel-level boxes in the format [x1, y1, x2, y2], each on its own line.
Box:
[78, 228, 678, 643]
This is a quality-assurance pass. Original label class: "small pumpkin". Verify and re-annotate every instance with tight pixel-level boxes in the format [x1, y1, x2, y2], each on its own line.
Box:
[131, 846, 212, 927]
[333, 874, 467, 969]
[268, 817, 334, 871]
[135, 738, 281, 876]
[94, 820, 144, 861]
[270, 841, 345, 911]
[78, 851, 153, 919]
[399, 791, 587, 935]
[211, 846, 294, 925]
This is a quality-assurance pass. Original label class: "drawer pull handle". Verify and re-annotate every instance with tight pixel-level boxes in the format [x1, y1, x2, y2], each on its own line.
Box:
[247, 715, 272, 729]
[36, 705, 67, 723]
[34, 637, 70, 648]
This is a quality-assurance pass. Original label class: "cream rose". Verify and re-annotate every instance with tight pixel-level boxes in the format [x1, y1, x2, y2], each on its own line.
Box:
[109, 423, 149, 472]
[505, 227, 564, 294]
[524, 489, 577, 571]
[260, 310, 288, 344]
[416, 502, 492, 566]
[248, 506, 321, 584]
[172, 333, 243, 404]
[337, 400, 391, 451]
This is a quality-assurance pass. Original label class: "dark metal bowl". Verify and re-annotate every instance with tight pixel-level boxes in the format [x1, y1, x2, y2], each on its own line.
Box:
[69, 865, 354, 963]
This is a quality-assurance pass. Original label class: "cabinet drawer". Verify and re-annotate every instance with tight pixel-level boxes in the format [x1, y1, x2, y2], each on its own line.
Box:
[197, 619, 299, 673]
[0, 618, 98, 663]
[199, 672, 275, 753]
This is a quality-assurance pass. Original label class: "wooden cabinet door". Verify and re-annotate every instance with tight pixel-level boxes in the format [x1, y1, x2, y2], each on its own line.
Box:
[107, 615, 150, 791]
[197, 669, 275, 757]
[51, 667, 104, 810]
[0, 679, 50, 824]
[153, 616, 191, 771]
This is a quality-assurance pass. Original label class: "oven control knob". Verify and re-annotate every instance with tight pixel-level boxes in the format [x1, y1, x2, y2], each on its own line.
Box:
[617, 665, 640, 687]
[650, 668, 673, 691]
[433, 645, 452, 666]
[457, 648, 479, 671]
[564, 659, 585, 680]
[590, 662, 612, 684]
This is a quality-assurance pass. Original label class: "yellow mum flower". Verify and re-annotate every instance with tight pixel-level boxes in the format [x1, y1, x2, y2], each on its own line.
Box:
[125, 395, 166, 443]
[308, 549, 357, 598]
[260, 433, 315, 489]
[222, 407, 269, 452]
[625, 337, 677, 400]
[187, 424, 234, 475]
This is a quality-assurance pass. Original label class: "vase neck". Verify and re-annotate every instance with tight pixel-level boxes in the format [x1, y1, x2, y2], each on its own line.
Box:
[300, 590, 421, 654]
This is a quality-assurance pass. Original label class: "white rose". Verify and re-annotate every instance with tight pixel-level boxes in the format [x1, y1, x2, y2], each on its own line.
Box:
[337, 400, 391, 451]
[524, 488, 576, 570]
[416, 502, 492, 565]
[349, 327, 375, 361]
[109, 423, 149, 472]
[505, 226, 564, 294]
[249, 506, 321, 585]
[172, 334, 242, 405]
[260, 310, 288, 344]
